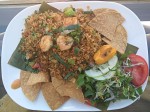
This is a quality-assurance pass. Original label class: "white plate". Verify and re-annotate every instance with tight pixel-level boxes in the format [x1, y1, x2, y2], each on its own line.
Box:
[1, 1, 148, 111]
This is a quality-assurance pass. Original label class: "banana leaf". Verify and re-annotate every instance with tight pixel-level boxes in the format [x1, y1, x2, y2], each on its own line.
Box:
[118, 43, 139, 60]
[8, 39, 38, 73]
[125, 43, 139, 54]
[39, 1, 62, 13]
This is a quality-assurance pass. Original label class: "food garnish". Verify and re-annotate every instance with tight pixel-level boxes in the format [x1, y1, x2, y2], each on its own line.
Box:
[124, 54, 148, 87]
[64, 7, 76, 17]
[93, 45, 116, 65]
[11, 79, 21, 89]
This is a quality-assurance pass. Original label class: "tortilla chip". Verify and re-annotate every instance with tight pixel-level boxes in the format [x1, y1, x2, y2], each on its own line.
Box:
[51, 77, 64, 88]
[52, 77, 85, 103]
[89, 11, 125, 40]
[93, 8, 119, 15]
[41, 82, 69, 110]
[102, 25, 127, 54]
[27, 72, 49, 85]
[20, 70, 41, 101]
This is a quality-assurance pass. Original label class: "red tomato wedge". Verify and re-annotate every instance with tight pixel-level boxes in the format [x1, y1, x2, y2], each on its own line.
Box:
[85, 99, 96, 106]
[124, 54, 149, 87]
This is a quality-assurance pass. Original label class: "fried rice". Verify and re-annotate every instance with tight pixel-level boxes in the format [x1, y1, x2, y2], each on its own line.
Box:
[20, 9, 102, 78]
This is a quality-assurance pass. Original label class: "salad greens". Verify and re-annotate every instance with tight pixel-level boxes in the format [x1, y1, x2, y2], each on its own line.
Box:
[76, 47, 142, 110]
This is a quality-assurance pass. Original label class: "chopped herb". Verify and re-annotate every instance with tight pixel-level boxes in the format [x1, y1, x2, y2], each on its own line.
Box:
[83, 11, 93, 14]
[29, 61, 35, 67]
[47, 16, 51, 19]
[46, 32, 53, 36]
[64, 72, 75, 80]
[68, 26, 82, 44]
[74, 47, 80, 55]
[68, 58, 75, 65]
[64, 7, 76, 17]
[78, 67, 82, 73]
[76, 74, 85, 87]
[52, 53, 70, 68]
[65, 24, 80, 30]
[52, 24, 80, 34]
[53, 45, 59, 49]
[74, 36, 80, 43]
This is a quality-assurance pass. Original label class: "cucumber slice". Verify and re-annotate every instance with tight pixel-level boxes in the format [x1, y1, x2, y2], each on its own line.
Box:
[85, 69, 103, 78]
[94, 67, 116, 80]
[85, 55, 118, 79]
[108, 55, 118, 69]
[98, 55, 118, 74]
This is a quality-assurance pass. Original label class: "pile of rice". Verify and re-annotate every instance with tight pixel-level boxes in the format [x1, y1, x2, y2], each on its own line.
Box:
[20, 9, 102, 78]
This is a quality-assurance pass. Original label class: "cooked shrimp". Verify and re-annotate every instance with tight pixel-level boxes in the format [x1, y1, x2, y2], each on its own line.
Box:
[63, 17, 78, 27]
[51, 13, 62, 21]
[40, 35, 53, 52]
[57, 35, 74, 51]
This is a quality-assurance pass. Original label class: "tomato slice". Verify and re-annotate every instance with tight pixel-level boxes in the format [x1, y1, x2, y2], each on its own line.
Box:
[124, 54, 149, 87]
[85, 98, 96, 106]
[85, 99, 92, 106]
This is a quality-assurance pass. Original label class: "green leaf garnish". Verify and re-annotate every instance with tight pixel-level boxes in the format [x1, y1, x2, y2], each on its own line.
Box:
[83, 11, 93, 14]
[125, 43, 139, 54]
[68, 58, 75, 65]
[84, 89, 95, 97]
[52, 53, 70, 68]
[64, 72, 75, 80]
[76, 74, 85, 87]
[8, 39, 38, 73]
[64, 7, 76, 17]
[74, 47, 80, 55]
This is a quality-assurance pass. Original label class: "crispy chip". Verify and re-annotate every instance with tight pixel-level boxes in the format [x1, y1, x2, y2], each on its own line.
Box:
[41, 82, 69, 110]
[102, 25, 127, 54]
[20, 70, 41, 101]
[52, 77, 84, 103]
[89, 11, 125, 40]
[93, 8, 119, 15]
[51, 76, 64, 88]
[27, 72, 49, 85]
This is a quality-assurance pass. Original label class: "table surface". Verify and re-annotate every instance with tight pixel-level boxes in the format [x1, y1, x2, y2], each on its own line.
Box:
[0, 2, 150, 112]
